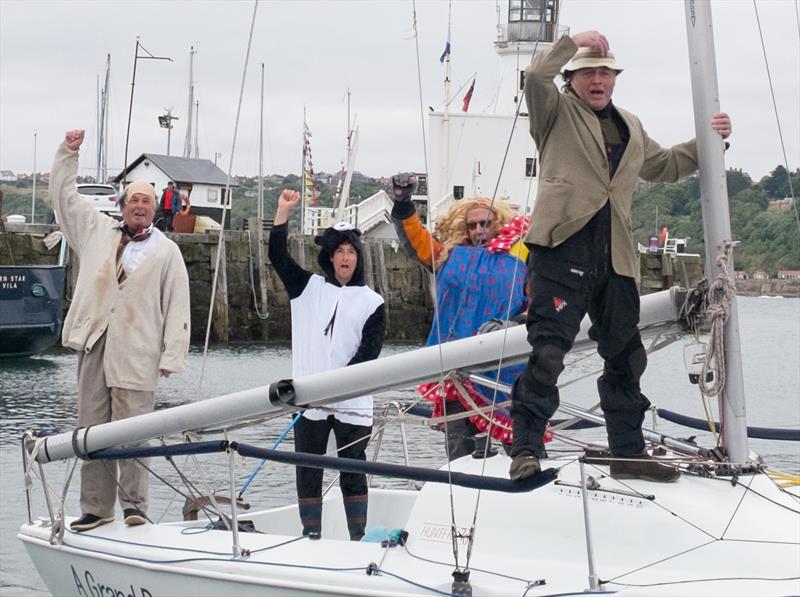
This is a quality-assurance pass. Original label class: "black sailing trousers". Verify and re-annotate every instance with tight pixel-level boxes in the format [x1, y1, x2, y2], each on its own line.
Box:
[511, 204, 650, 458]
[294, 415, 371, 499]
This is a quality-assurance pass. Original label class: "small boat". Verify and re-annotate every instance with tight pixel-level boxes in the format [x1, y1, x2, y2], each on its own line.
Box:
[0, 263, 65, 358]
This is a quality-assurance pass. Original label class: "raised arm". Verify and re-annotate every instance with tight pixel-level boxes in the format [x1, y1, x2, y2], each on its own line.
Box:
[49, 129, 101, 253]
[390, 173, 442, 270]
[268, 189, 312, 299]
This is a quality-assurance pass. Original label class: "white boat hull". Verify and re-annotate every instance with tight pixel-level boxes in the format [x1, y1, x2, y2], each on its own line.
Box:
[19, 454, 800, 596]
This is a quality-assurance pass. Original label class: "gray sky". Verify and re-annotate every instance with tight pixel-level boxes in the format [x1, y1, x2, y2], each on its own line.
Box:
[1, 0, 797, 182]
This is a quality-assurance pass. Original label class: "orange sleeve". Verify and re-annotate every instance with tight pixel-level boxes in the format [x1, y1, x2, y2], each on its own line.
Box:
[399, 212, 442, 268]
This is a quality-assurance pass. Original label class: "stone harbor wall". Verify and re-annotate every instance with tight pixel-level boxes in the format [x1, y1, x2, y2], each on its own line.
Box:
[173, 230, 435, 344]
[2, 224, 796, 345]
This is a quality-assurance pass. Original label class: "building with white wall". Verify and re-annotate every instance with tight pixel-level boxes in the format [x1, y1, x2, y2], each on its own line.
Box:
[114, 153, 238, 227]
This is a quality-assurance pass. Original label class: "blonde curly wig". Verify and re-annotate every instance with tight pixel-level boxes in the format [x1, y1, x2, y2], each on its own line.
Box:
[433, 196, 516, 266]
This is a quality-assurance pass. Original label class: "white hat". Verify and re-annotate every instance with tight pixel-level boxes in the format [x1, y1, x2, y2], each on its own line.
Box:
[563, 47, 623, 73]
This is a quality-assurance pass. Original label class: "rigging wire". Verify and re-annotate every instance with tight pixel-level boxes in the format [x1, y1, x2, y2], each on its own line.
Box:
[409, 0, 465, 572]
[463, 20, 546, 574]
[752, 0, 800, 232]
[199, 0, 260, 387]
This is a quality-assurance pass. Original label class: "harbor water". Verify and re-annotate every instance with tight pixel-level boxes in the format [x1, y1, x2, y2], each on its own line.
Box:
[1, 296, 798, 596]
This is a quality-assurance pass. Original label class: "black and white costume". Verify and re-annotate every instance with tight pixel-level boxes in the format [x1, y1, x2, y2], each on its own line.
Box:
[268, 222, 385, 540]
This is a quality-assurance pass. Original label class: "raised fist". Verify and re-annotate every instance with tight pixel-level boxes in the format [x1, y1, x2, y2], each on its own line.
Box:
[391, 173, 417, 203]
[64, 130, 85, 151]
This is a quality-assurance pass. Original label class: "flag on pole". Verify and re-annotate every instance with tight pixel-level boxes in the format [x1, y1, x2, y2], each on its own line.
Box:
[302, 122, 319, 207]
[462, 78, 475, 112]
[439, 41, 451, 63]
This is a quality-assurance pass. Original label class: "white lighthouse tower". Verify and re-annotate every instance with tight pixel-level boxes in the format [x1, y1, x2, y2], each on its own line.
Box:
[426, 0, 567, 218]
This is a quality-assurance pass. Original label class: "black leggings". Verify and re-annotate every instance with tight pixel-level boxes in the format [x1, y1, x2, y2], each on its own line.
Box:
[294, 415, 372, 499]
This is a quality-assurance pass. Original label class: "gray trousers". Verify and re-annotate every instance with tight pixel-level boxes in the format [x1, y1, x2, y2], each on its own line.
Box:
[77, 333, 154, 517]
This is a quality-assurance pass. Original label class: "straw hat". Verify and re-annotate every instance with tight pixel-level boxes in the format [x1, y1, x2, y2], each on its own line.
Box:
[563, 47, 623, 73]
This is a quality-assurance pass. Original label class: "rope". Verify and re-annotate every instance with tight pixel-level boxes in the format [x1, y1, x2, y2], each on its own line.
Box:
[51, 457, 79, 545]
[766, 469, 800, 488]
[238, 413, 301, 497]
[408, 0, 464, 571]
[463, 26, 546, 576]
[698, 242, 737, 397]
[199, 0, 260, 387]
[245, 230, 269, 320]
[752, 0, 800, 233]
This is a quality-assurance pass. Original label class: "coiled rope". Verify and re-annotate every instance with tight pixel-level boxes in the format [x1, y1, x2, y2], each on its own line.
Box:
[699, 242, 738, 397]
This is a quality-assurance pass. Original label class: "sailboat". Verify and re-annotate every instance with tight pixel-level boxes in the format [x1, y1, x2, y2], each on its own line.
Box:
[16, 1, 799, 595]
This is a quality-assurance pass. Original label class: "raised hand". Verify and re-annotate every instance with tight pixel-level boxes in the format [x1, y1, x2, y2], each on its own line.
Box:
[277, 189, 301, 210]
[274, 189, 301, 226]
[64, 129, 85, 151]
[391, 173, 417, 202]
[571, 31, 609, 55]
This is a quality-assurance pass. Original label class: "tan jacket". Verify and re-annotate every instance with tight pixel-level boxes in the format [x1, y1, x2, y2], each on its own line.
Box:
[524, 36, 700, 278]
[50, 144, 190, 391]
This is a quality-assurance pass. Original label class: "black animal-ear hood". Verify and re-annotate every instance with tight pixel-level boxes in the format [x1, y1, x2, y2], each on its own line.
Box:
[314, 222, 365, 285]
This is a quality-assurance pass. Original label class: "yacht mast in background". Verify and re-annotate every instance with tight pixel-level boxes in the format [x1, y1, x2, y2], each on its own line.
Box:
[183, 46, 196, 158]
[96, 54, 111, 183]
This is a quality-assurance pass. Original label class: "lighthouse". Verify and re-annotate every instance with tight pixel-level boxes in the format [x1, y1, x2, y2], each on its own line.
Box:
[426, 0, 567, 217]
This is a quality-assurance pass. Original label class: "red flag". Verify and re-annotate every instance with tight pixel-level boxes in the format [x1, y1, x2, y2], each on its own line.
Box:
[461, 79, 475, 112]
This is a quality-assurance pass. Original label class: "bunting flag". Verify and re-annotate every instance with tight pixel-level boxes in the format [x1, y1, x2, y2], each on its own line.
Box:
[302, 122, 319, 207]
[461, 78, 475, 112]
[439, 41, 451, 63]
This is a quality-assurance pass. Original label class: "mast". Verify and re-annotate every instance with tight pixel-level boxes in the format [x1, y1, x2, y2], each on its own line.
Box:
[97, 54, 110, 183]
[332, 89, 358, 221]
[95, 73, 100, 182]
[30, 131, 37, 224]
[101, 55, 110, 183]
[123, 39, 172, 185]
[194, 100, 199, 158]
[183, 46, 195, 158]
[684, 0, 749, 463]
[441, 1, 452, 197]
[333, 126, 359, 220]
[257, 63, 264, 222]
[300, 107, 307, 234]
[346, 87, 351, 157]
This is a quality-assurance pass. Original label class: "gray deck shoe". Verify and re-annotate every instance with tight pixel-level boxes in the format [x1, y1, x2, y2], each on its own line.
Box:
[509, 454, 541, 481]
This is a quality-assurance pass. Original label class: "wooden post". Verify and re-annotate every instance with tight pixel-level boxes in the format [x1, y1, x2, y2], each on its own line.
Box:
[362, 241, 390, 332]
[249, 217, 270, 337]
[210, 236, 229, 344]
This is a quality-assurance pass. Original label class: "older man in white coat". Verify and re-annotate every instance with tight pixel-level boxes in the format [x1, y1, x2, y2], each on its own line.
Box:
[50, 129, 191, 531]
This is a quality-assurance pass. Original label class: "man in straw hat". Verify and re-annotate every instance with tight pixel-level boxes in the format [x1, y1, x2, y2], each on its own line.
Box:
[508, 32, 731, 482]
[51, 130, 190, 531]
[268, 189, 385, 540]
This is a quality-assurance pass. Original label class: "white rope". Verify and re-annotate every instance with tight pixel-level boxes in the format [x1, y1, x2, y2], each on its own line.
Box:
[23, 436, 46, 493]
[464, 21, 547, 572]
[50, 458, 79, 545]
[699, 242, 738, 397]
[199, 0, 260, 387]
